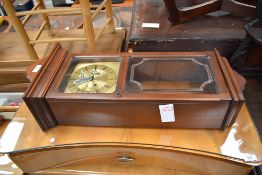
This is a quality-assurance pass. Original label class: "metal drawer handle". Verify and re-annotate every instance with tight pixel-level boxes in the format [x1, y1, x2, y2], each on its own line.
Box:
[117, 155, 134, 162]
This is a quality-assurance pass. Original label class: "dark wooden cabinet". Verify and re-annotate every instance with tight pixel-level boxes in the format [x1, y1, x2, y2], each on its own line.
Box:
[129, 0, 256, 57]
[24, 44, 245, 130]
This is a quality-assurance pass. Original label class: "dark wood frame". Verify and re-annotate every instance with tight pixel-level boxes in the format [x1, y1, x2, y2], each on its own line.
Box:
[162, 0, 222, 25]
[24, 44, 245, 131]
[162, 0, 258, 25]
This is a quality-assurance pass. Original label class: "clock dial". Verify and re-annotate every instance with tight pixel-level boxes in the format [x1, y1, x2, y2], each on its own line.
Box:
[62, 62, 120, 93]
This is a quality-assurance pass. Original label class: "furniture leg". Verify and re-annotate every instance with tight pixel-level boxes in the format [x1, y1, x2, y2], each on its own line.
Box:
[79, 0, 96, 52]
[2, 0, 39, 60]
[104, 0, 115, 33]
[35, 0, 51, 31]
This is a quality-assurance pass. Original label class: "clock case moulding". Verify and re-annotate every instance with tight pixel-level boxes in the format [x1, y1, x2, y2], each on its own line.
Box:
[24, 44, 245, 131]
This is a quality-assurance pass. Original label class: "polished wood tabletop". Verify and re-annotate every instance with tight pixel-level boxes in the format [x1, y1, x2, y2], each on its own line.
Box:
[0, 102, 261, 166]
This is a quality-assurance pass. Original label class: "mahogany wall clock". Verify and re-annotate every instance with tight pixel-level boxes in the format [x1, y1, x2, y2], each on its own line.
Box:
[24, 44, 245, 131]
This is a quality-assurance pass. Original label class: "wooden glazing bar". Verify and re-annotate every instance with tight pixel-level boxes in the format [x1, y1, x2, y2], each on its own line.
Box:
[33, 21, 47, 41]
[91, 0, 108, 19]
[104, 0, 115, 33]
[95, 18, 110, 41]
[29, 37, 86, 44]
[2, 0, 39, 60]
[22, 2, 40, 25]
[15, 8, 81, 16]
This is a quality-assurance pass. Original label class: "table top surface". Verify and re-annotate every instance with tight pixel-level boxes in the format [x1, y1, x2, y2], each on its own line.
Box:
[129, 0, 255, 40]
[0, 102, 261, 166]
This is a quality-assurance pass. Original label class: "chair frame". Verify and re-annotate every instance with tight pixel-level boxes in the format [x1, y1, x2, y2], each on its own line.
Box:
[2, 0, 115, 60]
[162, 0, 223, 25]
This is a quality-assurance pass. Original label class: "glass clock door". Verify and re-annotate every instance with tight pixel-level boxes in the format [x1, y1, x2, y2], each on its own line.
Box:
[126, 56, 218, 94]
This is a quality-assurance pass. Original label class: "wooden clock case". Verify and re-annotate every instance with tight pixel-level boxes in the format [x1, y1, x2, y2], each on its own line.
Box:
[24, 44, 245, 131]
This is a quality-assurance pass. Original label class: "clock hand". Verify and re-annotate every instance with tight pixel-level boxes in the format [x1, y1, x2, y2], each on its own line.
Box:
[74, 74, 94, 85]
[92, 66, 100, 75]
[73, 67, 100, 85]
[80, 70, 85, 79]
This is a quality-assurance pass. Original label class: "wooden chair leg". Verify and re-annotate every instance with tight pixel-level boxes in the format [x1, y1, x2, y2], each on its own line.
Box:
[79, 0, 96, 52]
[2, 0, 39, 60]
[104, 0, 115, 33]
[35, 0, 51, 31]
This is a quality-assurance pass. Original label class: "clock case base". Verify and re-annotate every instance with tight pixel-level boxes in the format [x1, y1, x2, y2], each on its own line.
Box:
[24, 44, 245, 131]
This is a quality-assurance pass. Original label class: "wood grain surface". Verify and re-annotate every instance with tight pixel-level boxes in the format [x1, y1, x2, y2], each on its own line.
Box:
[1, 102, 261, 165]
[23, 46, 245, 130]
[0, 102, 259, 174]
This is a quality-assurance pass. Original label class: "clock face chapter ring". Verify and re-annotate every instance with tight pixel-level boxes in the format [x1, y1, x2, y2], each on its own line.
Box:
[68, 65, 117, 93]
[61, 61, 121, 94]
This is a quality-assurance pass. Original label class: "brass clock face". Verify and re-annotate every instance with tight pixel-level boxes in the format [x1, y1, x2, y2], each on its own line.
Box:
[62, 62, 120, 93]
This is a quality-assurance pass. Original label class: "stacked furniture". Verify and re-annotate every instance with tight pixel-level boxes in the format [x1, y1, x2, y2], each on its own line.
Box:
[129, 0, 256, 58]
[0, 0, 126, 92]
